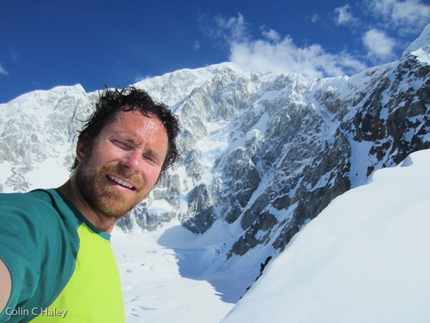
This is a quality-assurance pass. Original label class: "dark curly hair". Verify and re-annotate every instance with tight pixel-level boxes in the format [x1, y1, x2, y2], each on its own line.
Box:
[71, 86, 180, 176]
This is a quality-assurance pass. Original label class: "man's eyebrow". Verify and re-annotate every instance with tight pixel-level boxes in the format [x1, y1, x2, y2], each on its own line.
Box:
[112, 132, 166, 160]
[111, 132, 136, 143]
[145, 147, 166, 161]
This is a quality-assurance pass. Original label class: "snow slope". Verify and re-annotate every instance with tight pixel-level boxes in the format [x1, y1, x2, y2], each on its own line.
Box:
[221, 149, 430, 323]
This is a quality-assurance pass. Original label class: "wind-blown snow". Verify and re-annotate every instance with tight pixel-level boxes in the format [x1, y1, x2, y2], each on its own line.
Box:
[221, 149, 430, 323]
[403, 23, 430, 56]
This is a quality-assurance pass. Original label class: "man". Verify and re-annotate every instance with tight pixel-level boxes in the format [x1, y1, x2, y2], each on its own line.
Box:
[0, 86, 180, 322]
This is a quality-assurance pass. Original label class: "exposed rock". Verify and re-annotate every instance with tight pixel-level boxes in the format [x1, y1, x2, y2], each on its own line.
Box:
[180, 183, 215, 234]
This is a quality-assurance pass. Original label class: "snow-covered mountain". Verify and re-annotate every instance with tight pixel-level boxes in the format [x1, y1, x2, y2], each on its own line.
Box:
[220, 148, 430, 323]
[0, 24, 429, 313]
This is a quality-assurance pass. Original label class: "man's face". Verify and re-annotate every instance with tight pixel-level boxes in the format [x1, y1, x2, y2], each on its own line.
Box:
[74, 110, 168, 219]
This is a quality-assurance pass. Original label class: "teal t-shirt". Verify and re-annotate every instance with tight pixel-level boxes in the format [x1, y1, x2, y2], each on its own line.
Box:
[0, 189, 124, 322]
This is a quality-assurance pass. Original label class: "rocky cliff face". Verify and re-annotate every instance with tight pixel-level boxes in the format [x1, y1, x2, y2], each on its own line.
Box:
[126, 41, 429, 258]
[0, 29, 429, 262]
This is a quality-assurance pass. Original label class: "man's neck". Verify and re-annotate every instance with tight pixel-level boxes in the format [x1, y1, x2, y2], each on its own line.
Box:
[57, 179, 118, 234]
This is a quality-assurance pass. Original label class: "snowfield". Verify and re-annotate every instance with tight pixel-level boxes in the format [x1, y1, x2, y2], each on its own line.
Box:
[112, 149, 430, 322]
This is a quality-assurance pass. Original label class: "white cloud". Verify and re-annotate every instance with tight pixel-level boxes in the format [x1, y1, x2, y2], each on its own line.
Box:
[362, 29, 397, 59]
[202, 13, 368, 78]
[0, 63, 8, 76]
[229, 36, 367, 78]
[367, 0, 430, 34]
[334, 5, 358, 26]
[214, 13, 249, 43]
[260, 27, 281, 42]
[311, 14, 320, 23]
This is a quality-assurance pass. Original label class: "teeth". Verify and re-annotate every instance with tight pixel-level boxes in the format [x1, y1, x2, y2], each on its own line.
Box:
[108, 175, 134, 189]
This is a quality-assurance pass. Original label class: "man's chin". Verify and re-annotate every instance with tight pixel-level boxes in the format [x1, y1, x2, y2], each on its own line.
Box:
[97, 204, 131, 219]
[96, 194, 141, 219]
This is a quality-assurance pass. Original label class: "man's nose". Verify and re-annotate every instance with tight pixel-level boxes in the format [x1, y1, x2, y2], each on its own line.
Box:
[121, 149, 141, 173]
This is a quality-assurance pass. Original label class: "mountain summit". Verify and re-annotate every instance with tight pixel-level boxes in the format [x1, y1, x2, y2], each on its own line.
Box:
[403, 23, 430, 56]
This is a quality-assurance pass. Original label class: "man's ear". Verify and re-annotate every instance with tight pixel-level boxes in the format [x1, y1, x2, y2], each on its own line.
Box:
[76, 134, 88, 163]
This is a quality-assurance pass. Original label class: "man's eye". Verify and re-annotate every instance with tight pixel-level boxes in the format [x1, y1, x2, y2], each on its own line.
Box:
[113, 140, 131, 150]
[144, 155, 157, 164]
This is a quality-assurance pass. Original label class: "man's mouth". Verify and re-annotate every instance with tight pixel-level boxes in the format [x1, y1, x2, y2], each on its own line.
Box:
[107, 175, 136, 190]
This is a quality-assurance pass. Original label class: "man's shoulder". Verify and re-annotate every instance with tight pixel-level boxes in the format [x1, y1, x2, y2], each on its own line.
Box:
[0, 189, 52, 204]
[0, 189, 55, 214]
[0, 189, 78, 230]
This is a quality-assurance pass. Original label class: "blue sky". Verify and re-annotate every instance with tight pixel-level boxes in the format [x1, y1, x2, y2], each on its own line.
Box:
[1, 0, 429, 103]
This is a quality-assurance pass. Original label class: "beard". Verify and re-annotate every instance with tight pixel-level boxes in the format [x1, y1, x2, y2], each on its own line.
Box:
[75, 162, 145, 219]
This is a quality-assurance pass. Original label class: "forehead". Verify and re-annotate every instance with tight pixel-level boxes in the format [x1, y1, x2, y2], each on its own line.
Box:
[108, 109, 163, 132]
[105, 110, 168, 150]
